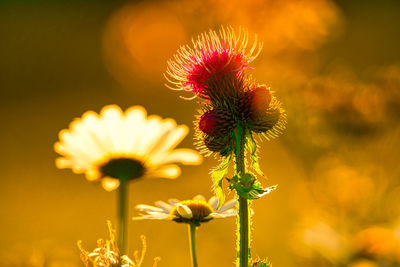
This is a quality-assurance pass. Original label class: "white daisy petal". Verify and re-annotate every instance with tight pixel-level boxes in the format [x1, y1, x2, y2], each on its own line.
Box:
[85, 169, 101, 181]
[217, 199, 237, 213]
[176, 203, 193, 219]
[132, 213, 174, 220]
[147, 164, 181, 179]
[220, 209, 237, 217]
[146, 211, 167, 215]
[208, 212, 225, 219]
[100, 105, 125, 153]
[203, 214, 214, 220]
[70, 164, 86, 174]
[211, 209, 236, 219]
[136, 204, 164, 213]
[148, 125, 189, 164]
[193, 195, 206, 201]
[101, 177, 120, 192]
[146, 118, 178, 156]
[55, 158, 72, 168]
[168, 198, 180, 205]
[158, 124, 189, 152]
[208, 196, 219, 210]
[160, 148, 203, 165]
[56, 131, 98, 166]
[155, 201, 173, 213]
[124, 106, 147, 154]
[70, 113, 107, 159]
[136, 115, 168, 155]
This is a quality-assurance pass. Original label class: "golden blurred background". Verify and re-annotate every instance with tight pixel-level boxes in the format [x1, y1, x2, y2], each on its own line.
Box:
[1, 0, 400, 266]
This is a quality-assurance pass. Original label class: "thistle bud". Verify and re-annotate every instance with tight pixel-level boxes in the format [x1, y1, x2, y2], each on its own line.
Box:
[204, 135, 232, 156]
[241, 85, 284, 135]
[199, 111, 217, 135]
[248, 109, 281, 133]
[199, 108, 236, 137]
[246, 85, 273, 120]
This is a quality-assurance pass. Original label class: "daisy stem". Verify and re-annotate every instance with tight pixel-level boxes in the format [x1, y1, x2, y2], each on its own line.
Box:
[118, 177, 128, 255]
[188, 223, 199, 267]
[234, 124, 251, 267]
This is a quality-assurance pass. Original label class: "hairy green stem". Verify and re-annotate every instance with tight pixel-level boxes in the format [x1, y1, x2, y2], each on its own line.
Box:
[235, 124, 251, 267]
[238, 196, 251, 267]
[118, 177, 128, 255]
[188, 223, 198, 267]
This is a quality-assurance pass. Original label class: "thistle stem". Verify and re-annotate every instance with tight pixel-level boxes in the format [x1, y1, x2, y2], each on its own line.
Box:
[235, 124, 251, 267]
[237, 196, 250, 267]
[118, 177, 128, 255]
[188, 223, 199, 267]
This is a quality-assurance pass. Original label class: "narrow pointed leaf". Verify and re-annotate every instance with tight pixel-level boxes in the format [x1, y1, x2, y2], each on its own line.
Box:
[230, 175, 277, 200]
[212, 154, 232, 209]
[246, 131, 263, 176]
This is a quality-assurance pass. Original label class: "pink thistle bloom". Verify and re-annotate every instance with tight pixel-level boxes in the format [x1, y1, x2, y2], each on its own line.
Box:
[166, 26, 262, 99]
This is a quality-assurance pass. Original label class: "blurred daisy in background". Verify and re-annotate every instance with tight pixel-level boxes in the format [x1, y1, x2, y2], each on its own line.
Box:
[133, 195, 236, 267]
[55, 104, 202, 254]
[54, 104, 202, 191]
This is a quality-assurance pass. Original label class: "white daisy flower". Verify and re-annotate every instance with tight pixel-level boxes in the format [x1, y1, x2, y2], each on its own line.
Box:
[54, 104, 203, 191]
[133, 194, 236, 225]
[134, 195, 236, 266]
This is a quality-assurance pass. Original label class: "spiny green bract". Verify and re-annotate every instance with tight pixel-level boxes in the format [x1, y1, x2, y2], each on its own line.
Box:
[251, 258, 272, 267]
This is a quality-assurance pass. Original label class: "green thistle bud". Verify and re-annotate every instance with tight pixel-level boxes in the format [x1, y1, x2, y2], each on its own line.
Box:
[204, 135, 233, 156]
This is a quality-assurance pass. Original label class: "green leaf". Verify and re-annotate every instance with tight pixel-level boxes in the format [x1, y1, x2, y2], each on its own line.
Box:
[246, 131, 264, 176]
[212, 154, 232, 209]
[240, 173, 255, 187]
[230, 174, 277, 199]
[251, 258, 272, 267]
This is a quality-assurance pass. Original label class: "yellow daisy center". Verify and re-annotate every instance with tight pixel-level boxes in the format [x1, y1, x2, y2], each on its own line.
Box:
[170, 200, 214, 223]
[99, 157, 145, 180]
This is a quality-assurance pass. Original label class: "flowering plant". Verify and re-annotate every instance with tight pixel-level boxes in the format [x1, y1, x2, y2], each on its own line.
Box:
[166, 26, 286, 267]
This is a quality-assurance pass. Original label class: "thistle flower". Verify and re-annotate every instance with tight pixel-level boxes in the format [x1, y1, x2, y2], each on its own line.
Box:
[54, 105, 202, 191]
[166, 26, 262, 99]
[133, 194, 236, 226]
[166, 27, 286, 156]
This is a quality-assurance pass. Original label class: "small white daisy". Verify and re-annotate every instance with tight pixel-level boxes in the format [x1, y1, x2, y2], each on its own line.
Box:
[133, 195, 236, 225]
[54, 105, 202, 191]
[134, 195, 236, 266]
